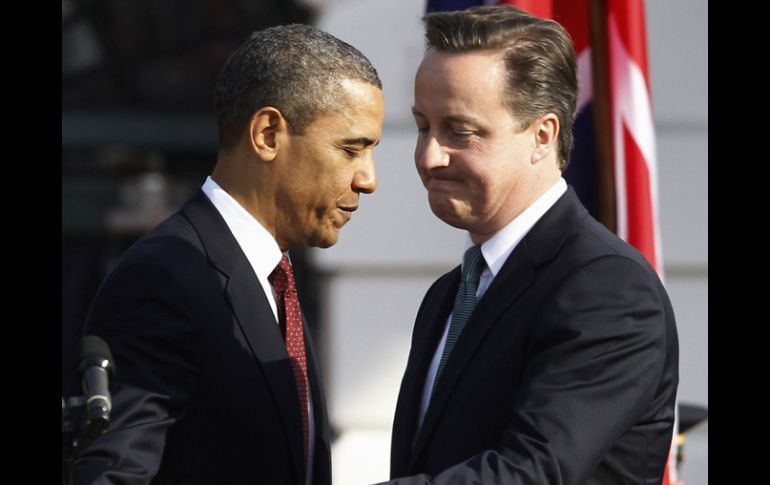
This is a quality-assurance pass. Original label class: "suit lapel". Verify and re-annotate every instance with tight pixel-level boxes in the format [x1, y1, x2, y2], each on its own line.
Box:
[391, 270, 459, 475]
[407, 187, 587, 471]
[304, 315, 331, 483]
[182, 192, 306, 481]
[226, 263, 307, 480]
[409, 246, 536, 470]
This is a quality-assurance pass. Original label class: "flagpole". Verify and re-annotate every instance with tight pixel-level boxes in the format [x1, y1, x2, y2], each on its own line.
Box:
[587, 0, 616, 232]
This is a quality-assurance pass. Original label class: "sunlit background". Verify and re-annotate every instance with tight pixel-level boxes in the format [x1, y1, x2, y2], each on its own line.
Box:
[62, 1, 707, 483]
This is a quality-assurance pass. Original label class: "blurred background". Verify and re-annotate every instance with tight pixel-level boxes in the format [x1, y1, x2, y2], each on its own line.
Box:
[62, 0, 707, 483]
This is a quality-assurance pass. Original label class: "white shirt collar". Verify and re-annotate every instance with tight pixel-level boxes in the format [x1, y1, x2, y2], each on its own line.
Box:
[467, 177, 567, 276]
[201, 177, 314, 479]
[201, 176, 283, 282]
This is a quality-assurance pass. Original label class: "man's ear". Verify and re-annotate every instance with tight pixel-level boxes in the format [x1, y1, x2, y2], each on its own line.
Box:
[531, 113, 559, 164]
[248, 107, 288, 162]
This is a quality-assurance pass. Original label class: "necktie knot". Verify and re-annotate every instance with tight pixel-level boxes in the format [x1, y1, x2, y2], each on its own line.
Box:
[269, 255, 297, 294]
[461, 245, 484, 287]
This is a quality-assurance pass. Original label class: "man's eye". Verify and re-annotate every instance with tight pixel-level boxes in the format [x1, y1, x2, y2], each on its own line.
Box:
[343, 147, 360, 157]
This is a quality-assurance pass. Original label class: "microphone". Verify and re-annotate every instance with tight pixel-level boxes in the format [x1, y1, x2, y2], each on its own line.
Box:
[78, 336, 115, 436]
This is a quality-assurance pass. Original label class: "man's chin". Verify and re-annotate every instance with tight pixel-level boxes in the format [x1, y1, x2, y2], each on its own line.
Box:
[430, 204, 470, 231]
[313, 230, 340, 249]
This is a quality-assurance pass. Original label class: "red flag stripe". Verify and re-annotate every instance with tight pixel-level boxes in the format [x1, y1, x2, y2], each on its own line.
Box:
[607, 9, 662, 276]
[608, 0, 650, 82]
[622, 123, 656, 270]
[606, 2, 674, 483]
[552, 0, 590, 53]
[501, 0, 552, 19]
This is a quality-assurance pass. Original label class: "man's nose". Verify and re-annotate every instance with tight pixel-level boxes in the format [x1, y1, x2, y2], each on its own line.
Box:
[415, 136, 449, 172]
[353, 153, 377, 194]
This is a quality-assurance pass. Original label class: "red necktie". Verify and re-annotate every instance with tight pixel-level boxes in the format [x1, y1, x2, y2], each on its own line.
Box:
[269, 255, 309, 464]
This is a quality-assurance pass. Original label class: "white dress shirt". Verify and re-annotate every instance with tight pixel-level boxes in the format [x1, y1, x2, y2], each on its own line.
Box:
[202, 176, 283, 320]
[418, 178, 568, 428]
[201, 176, 315, 483]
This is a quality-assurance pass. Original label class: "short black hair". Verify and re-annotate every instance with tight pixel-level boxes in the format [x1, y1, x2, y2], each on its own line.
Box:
[215, 24, 382, 150]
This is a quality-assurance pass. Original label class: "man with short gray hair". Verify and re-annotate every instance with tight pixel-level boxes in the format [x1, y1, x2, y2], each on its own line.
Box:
[72, 23, 384, 484]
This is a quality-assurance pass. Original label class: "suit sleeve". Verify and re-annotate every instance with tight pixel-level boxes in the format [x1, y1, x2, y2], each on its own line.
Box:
[71, 261, 199, 485]
[383, 255, 670, 485]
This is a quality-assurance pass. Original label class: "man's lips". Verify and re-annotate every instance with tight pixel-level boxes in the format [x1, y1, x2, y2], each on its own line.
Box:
[425, 176, 462, 189]
[336, 205, 358, 224]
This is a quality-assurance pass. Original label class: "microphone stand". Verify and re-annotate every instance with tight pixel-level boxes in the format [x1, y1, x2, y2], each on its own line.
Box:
[62, 397, 73, 485]
[63, 336, 115, 484]
[62, 395, 109, 485]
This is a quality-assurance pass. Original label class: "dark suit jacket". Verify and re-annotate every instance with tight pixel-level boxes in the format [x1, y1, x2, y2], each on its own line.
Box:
[71, 191, 332, 485]
[389, 187, 678, 485]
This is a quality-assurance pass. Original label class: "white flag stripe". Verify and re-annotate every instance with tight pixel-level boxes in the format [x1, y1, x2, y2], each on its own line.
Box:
[609, 16, 656, 165]
[607, 14, 663, 275]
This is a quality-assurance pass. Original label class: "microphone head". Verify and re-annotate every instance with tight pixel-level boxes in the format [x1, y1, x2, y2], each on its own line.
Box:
[78, 335, 115, 376]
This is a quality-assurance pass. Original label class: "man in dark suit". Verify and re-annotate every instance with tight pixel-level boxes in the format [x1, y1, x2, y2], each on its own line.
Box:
[388, 6, 678, 484]
[70, 24, 384, 484]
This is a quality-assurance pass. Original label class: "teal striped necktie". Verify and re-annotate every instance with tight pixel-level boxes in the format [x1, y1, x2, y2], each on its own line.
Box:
[432, 245, 485, 392]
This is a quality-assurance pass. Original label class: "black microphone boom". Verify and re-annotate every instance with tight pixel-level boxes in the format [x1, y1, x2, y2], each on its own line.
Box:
[78, 336, 115, 438]
[63, 336, 117, 484]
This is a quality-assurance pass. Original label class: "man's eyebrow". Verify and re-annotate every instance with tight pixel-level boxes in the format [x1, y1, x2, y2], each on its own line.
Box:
[411, 107, 480, 126]
[340, 137, 380, 147]
[445, 115, 480, 125]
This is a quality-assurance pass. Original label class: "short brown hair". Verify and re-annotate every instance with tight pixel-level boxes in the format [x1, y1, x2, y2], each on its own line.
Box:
[423, 6, 577, 169]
